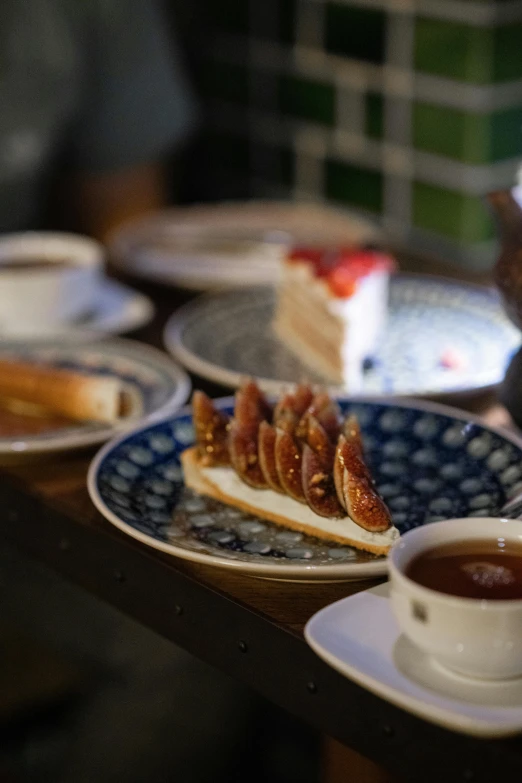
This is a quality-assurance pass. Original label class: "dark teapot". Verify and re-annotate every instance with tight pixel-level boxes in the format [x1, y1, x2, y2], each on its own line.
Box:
[488, 188, 522, 426]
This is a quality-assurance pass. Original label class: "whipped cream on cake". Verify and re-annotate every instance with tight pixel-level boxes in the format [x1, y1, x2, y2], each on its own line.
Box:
[273, 247, 396, 390]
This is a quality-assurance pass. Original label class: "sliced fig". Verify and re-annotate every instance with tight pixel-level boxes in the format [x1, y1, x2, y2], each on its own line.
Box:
[334, 435, 348, 510]
[273, 392, 300, 434]
[295, 393, 341, 443]
[343, 414, 364, 455]
[305, 416, 335, 468]
[234, 379, 271, 434]
[258, 421, 283, 492]
[293, 384, 314, 416]
[302, 444, 344, 518]
[275, 429, 306, 502]
[339, 434, 372, 480]
[334, 433, 373, 509]
[316, 398, 342, 441]
[192, 390, 230, 466]
[229, 420, 267, 488]
[343, 471, 392, 532]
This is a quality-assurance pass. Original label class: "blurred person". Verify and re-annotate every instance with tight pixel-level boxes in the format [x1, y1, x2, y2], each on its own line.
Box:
[0, 2, 260, 782]
[1, 0, 195, 240]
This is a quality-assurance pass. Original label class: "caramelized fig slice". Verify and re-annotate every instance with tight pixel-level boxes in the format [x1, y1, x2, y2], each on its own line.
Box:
[295, 393, 341, 443]
[334, 434, 373, 509]
[293, 384, 314, 416]
[275, 429, 306, 502]
[234, 379, 271, 434]
[333, 436, 348, 510]
[343, 415, 364, 455]
[273, 392, 300, 434]
[302, 444, 345, 518]
[343, 471, 392, 532]
[229, 420, 267, 489]
[316, 399, 342, 442]
[258, 421, 283, 492]
[192, 390, 231, 466]
[306, 416, 335, 468]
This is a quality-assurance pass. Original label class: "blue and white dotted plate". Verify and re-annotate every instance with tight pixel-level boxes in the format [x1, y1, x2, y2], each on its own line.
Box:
[88, 396, 522, 582]
[164, 276, 520, 398]
[0, 339, 190, 458]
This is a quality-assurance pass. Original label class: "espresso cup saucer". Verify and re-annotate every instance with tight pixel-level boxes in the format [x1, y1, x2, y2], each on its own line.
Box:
[305, 583, 522, 738]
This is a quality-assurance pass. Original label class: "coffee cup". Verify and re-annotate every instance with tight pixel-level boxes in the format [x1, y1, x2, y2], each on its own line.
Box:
[0, 232, 103, 335]
[388, 517, 522, 680]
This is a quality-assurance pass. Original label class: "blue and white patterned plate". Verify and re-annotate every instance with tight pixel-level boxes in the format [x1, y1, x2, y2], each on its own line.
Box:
[164, 276, 520, 398]
[88, 396, 522, 582]
[0, 339, 190, 458]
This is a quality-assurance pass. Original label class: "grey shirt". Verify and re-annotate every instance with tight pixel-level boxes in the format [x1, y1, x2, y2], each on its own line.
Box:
[0, 0, 196, 232]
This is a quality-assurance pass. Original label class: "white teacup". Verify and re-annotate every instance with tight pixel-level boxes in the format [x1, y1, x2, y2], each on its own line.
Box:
[388, 517, 522, 680]
[0, 232, 104, 335]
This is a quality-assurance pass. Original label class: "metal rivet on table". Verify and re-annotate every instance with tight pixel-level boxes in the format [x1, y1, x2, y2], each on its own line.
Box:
[114, 570, 126, 583]
[463, 770, 474, 781]
[307, 681, 317, 694]
[174, 605, 184, 616]
[382, 725, 394, 738]
[238, 640, 248, 653]
[58, 538, 70, 552]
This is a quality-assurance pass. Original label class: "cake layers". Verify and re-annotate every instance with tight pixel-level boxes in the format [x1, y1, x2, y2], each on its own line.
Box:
[273, 250, 393, 389]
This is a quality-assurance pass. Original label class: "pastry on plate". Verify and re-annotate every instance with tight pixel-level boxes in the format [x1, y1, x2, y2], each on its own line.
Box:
[181, 380, 399, 555]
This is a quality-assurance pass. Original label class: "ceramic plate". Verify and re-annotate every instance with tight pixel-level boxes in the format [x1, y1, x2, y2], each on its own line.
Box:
[164, 276, 520, 398]
[109, 201, 379, 290]
[0, 339, 190, 458]
[0, 278, 154, 342]
[88, 396, 522, 582]
[305, 583, 522, 738]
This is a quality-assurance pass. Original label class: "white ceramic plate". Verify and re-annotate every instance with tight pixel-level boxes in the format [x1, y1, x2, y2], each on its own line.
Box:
[0, 278, 154, 342]
[305, 583, 522, 738]
[0, 339, 190, 457]
[88, 395, 522, 583]
[109, 201, 379, 291]
[164, 277, 520, 398]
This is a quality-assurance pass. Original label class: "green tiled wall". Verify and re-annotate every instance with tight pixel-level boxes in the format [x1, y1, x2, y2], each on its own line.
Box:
[326, 5, 386, 64]
[202, 62, 249, 105]
[208, 0, 249, 35]
[366, 93, 384, 140]
[208, 133, 250, 172]
[415, 18, 522, 83]
[199, 0, 522, 266]
[326, 160, 383, 213]
[413, 183, 495, 243]
[279, 0, 297, 43]
[279, 76, 335, 125]
[413, 104, 522, 163]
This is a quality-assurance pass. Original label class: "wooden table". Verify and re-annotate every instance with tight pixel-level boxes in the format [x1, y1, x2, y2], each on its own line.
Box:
[1, 264, 522, 783]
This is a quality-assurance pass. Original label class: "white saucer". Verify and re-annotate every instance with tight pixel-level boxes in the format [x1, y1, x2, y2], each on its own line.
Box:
[305, 583, 522, 738]
[0, 278, 154, 342]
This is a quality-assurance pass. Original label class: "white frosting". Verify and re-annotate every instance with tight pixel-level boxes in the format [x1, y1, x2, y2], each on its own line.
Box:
[201, 466, 400, 548]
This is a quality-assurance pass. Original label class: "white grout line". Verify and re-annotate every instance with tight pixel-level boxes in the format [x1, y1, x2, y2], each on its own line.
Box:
[303, 0, 522, 25]
[209, 101, 521, 195]
[336, 87, 366, 136]
[295, 0, 324, 49]
[209, 37, 522, 113]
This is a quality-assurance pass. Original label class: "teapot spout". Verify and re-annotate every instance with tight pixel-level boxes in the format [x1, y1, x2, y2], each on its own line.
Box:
[487, 188, 522, 248]
[488, 188, 522, 332]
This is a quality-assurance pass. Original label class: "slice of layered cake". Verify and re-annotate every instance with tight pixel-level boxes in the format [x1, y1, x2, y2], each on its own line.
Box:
[272, 247, 396, 389]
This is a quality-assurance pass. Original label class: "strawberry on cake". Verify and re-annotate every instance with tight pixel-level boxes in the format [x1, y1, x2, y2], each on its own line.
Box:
[273, 247, 396, 389]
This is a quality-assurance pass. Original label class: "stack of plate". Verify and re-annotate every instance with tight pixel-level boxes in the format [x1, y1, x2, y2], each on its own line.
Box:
[109, 201, 380, 291]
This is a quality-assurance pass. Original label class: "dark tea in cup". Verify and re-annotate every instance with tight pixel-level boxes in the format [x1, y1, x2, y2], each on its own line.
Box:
[405, 538, 522, 600]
